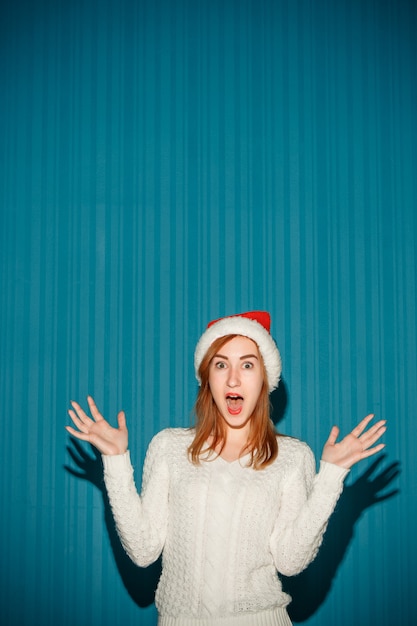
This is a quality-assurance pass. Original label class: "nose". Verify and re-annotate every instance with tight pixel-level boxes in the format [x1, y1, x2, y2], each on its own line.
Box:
[227, 365, 241, 387]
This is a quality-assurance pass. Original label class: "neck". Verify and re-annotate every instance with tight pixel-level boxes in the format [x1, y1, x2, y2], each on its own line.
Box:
[224, 423, 251, 445]
[210, 421, 252, 461]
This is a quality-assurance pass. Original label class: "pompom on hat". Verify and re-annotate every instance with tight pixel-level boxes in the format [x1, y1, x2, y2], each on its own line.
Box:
[194, 311, 282, 392]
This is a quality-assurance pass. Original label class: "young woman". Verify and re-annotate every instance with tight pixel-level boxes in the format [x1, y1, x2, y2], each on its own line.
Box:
[66, 311, 386, 626]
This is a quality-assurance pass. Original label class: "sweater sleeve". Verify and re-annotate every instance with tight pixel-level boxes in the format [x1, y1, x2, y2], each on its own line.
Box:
[102, 430, 170, 567]
[270, 445, 348, 577]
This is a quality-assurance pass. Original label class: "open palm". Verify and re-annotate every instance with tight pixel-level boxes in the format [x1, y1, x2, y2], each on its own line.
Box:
[66, 396, 128, 456]
[322, 414, 387, 469]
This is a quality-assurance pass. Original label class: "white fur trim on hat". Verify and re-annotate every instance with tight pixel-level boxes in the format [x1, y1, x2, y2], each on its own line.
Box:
[194, 315, 282, 392]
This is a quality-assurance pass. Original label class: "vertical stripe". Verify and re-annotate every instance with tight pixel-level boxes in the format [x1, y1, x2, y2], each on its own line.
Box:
[0, 0, 415, 625]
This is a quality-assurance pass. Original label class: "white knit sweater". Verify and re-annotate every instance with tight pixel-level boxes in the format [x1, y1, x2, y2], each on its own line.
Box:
[102, 428, 348, 625]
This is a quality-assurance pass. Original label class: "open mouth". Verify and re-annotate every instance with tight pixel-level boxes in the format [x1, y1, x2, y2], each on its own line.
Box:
[226, 394, 244, 415]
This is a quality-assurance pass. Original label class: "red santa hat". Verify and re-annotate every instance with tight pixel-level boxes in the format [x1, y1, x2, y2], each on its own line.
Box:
[194, 311, 282, 392]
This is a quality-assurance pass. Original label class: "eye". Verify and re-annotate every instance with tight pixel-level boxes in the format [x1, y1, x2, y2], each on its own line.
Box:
[215, 361, 227, 369]
[242, 362, 254, 369]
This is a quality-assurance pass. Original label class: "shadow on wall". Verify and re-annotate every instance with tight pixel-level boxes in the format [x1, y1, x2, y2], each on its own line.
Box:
[65, 441, 162, 608]
[65, 384, 400, 620]
[271, 383, 400, 622]
[282, 455, 400, 622]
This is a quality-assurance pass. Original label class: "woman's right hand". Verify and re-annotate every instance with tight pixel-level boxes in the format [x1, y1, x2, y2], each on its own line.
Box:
[66, 396, 128, 456]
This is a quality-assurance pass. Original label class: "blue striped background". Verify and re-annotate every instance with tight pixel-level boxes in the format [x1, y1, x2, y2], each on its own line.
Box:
[0, 0, 415, 624]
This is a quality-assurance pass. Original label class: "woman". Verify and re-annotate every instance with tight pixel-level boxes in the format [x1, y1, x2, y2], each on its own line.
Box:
[66, 311, 386, 626]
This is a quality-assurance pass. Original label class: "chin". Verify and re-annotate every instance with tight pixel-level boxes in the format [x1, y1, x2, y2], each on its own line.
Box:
[222, 414, 252, 430]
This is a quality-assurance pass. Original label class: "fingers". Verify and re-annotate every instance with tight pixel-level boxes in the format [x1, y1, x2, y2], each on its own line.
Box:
[65, 425, 91, 442]
[66, 398, 128, 456]
[87, 396, 104, 422]
[67, 398, 126, 435]
[360, 421, 387, 450]
[360, 442, 386, 459]
[351, 414, 387, 448]
[67, 396, 105, 432]
[350, 413, 375, 438]
[68, 407, 92, 434]
[117, 410, 127, 431]
[69, 400, 95, 428]
[325, 425, 340, 446]
[67, 398, 102, 439]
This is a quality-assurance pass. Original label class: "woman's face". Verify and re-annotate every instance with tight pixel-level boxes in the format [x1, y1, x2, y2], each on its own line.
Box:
[208, 335, 264, 431]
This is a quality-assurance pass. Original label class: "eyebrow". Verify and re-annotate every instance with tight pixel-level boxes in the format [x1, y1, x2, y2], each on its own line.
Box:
[214, 353, 259, 360]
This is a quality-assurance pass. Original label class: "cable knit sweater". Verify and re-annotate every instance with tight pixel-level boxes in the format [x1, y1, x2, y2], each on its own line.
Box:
[102, 428, 348, 625]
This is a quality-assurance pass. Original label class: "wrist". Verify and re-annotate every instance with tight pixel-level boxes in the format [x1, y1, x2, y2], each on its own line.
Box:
[102, 450, 131, 472]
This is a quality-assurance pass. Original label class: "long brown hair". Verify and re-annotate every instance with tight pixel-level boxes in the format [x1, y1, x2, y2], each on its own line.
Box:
[188, 334, 279, 470]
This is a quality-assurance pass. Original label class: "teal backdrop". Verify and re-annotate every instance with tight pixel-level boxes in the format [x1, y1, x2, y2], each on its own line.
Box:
[0, 0, 415, 624]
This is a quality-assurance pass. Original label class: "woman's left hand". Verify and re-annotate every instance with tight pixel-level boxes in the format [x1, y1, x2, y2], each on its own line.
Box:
[321, 414, 387, 469]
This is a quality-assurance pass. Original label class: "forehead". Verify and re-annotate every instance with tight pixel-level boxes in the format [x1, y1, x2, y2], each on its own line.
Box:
[217, 335, 260, 356]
